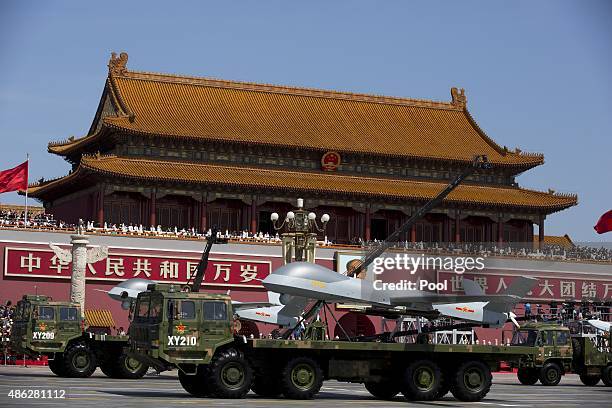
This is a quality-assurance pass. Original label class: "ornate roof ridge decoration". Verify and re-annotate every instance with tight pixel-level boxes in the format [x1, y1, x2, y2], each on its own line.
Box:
[450, 87, 467, 108]
[107, 53, 136, 121]
[46, 155, 574, 212]
[47, 127, 108, 155]
[48, 135, 77, 147]
[108, 52, 128, 76]
[115, 67, 461, 111]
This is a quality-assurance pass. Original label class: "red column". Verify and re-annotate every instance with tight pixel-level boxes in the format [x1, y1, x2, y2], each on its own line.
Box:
[365, 206, 371, 241]
[250, 199, 257, 234]
[410, 219, 416, 242]
[149, 191, 156, 227]
[497, 216, 504, 246]
[538, 214, 545, 249]
[454, 210, 461, 243]
[97, 186, 104, 226]
[200, 197, 207, 233]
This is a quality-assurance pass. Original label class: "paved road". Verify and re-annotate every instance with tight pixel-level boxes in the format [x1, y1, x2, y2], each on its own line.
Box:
[0, 366, 609, 408]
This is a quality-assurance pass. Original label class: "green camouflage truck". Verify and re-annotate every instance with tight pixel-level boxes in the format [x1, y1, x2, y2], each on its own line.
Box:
[511, 322, 612, 386]
[10, 294, 148, 379]
[128, 284, 544, 402]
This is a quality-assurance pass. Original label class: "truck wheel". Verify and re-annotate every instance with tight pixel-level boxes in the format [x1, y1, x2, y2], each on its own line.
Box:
[449, 360, 492, 402]
[402, 359, 443, 401]
[579, 373, 600, 386]
[48, 355, 67, 377]
[114, 353, 148, 379]
[281, 356, 323, 399]
[206, 348, 252, 398]
[539, 362, 562, 386]
[62, 342, 97, 378]
[179, 368, 210, 397]
[252, 375, 283, 397]
[602, 366, 612, 387]
[364, 380, 400, 400]
[517, 368, 539, 385]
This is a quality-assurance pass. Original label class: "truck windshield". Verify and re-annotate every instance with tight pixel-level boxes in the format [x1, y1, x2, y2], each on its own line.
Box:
[149, 296, 163, 322]
[511, 329, 538, 346]
[38, 306, 55, 321]
[136, 296, 150, 320]
[60, 307, 78, 321]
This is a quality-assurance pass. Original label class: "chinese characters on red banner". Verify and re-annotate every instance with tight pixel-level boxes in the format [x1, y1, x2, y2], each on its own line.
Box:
[5, 247, 271, 288]
[438, 271, 612, 300]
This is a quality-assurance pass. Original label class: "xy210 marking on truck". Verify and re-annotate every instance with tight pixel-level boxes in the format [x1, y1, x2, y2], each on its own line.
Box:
[167, 335, 197, 346]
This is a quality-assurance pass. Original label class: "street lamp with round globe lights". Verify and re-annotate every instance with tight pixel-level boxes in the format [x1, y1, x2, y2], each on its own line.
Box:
[270, 198, 330, 263]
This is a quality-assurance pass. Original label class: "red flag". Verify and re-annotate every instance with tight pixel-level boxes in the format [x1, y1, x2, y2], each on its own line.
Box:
[594, 210, 612, 234]
[0, 161, 28, 194]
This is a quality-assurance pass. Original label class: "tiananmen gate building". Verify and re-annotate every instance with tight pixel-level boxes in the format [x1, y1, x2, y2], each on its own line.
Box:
[28, 52, 577, 245]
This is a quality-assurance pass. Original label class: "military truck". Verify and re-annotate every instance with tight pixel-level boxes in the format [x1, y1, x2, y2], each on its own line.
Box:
[128, 283, 545, 402]
[10, 294, 148, 379]
[510, 322, 612, 386]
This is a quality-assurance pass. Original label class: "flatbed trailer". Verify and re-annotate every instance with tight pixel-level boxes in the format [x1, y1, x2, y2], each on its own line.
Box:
[10, 295, 148, 379]
[129, 288, 544, 402]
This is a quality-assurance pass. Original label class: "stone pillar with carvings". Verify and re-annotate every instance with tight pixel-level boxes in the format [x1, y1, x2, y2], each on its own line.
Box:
[50, 221, 108, 313]
[70, 231, 89, 312]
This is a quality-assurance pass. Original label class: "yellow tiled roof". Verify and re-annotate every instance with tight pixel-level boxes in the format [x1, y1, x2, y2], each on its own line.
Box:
[28, 155, 576, 212]
[535, 234, 575, 248]
[84, 309, 116, 328]
[49, 53, 543, 168]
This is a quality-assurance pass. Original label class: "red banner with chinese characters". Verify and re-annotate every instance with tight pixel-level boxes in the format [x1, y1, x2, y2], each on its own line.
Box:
[3, 246, 271, 288]
[437, 271, 612, 301]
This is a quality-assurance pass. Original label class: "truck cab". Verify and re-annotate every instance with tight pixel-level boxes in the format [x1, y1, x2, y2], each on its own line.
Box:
[10, 295, 82, 355]
[511, 322, 573, 386]
[129, 284, 235, 372]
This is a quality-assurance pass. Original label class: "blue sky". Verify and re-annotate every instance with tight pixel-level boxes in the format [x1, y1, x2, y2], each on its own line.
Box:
[0, 1, 610, 242]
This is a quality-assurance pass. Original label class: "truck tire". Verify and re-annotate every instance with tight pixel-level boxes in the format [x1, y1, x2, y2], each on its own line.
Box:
[252, 375, 283, 397]
[449, 360, 492, 402]
[517, 368, 539, 385]
[114, 353, 148, 379]
[539, 362, 562, 386]
[579, 373, 600, 386]
[179, 368, 210, 397]
[62, 342, 97, 378]
[364, 380, 400, 400]
[48, 355, 67, 377]
[402, 359, 444, 401]
[281, 356, 323, 399]
[602, 366, 612, 387]
[206, 348, 252, 398]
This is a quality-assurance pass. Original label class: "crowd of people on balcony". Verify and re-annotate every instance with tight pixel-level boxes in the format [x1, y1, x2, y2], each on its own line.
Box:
[1, 209, 611, 262]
